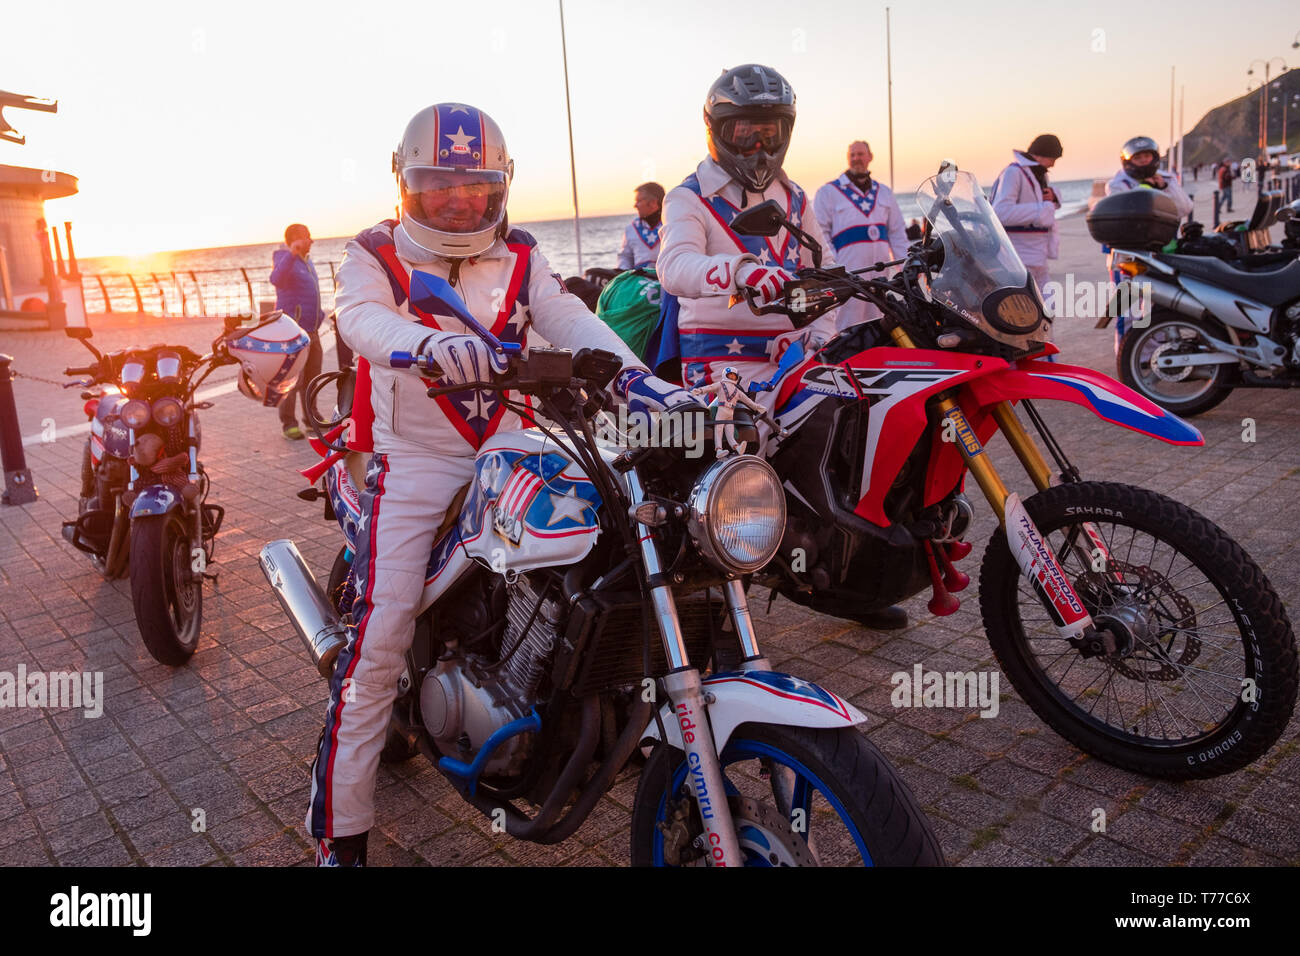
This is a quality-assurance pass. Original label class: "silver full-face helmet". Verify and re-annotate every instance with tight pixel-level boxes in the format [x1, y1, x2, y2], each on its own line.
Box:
[393, 103, 514, 258]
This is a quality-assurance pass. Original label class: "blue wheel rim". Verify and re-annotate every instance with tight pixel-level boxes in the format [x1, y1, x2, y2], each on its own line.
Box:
[650, 737, 873, 866]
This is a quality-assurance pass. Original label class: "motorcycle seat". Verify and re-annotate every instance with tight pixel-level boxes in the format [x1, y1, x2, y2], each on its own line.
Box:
[1155, 253, 1300, 307]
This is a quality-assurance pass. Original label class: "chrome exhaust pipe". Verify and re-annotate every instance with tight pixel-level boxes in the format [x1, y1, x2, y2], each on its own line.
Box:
[1147, 280, 1209, 322]
[259, 539, 347, 678]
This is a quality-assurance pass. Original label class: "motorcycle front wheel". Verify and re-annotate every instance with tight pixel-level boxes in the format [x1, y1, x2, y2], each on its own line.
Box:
[630, 723, 945, 866]
[979, 481, 1297, 779]
[129, 512, 202, 665]
[1117, 313, 1234, 416]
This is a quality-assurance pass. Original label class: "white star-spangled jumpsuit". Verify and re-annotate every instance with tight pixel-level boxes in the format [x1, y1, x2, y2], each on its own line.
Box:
[658, 157, 838, 436]
[307, 219, 644, 840]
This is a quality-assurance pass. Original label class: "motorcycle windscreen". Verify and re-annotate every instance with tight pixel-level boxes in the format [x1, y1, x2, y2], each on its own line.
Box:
[917, 168, 1052, 353]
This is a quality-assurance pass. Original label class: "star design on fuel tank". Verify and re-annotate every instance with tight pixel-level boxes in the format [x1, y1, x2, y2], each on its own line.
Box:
[545, 491, 592, 527]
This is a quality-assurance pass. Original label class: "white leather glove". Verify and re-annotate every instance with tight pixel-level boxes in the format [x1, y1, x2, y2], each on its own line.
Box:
[416, 332, 508, 385]
[735, 262, 794, 305]
[615, 368, 698, 417]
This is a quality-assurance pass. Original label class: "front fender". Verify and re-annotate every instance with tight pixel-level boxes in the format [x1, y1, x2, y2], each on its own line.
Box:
[967, 359, 1203, 446]
[129, 485, 183, 519]
[642, 670, 866, 753]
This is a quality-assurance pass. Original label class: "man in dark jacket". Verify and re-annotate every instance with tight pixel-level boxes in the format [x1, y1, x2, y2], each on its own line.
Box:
[270, 223, 324, 438]
[1216, 160, 1234, 214]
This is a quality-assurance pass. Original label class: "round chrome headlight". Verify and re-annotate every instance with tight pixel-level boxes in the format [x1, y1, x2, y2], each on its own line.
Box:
[120, 399, 151, 430]
[686, 456, 786, 574]
[152, 396, 184, 427]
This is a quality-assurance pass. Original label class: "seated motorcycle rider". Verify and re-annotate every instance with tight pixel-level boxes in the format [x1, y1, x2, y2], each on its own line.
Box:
[308, 103, 693, 866]
[657, 64, 907, 631]
[1104, 136, 1194, 334]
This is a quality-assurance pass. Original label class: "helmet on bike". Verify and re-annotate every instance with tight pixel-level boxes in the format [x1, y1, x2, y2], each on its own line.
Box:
[393, 103, 514, 259]
[227, 313, 310, 407]
[1121, 136, 1161, 180]
[704, 65, 795, 193]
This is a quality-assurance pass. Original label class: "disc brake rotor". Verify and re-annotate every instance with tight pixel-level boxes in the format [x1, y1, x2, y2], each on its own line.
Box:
[658, 793, 817, 866]
[732, 795, 818, 867]
[1075, 558, 1199, 681]
[1148, 338, 1199, 383]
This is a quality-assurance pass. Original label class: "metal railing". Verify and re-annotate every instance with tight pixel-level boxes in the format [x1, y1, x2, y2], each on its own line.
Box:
[77, 262, 342, 317]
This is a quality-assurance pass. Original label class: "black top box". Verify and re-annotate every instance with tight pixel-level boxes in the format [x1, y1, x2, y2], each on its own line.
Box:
[1086, 189, 1181, 250]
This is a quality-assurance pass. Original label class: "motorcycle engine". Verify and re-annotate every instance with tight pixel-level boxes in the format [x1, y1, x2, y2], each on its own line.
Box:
[420, 573, 565, 778]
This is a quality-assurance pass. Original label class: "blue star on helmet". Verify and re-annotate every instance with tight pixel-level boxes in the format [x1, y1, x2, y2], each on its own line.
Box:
[724, 338, 744, 355]
[446, 104, 472, 114]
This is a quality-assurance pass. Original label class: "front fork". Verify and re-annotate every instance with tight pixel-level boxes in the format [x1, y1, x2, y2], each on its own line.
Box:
[888, 327, 1108, 644]
[626, 469, 769, 867]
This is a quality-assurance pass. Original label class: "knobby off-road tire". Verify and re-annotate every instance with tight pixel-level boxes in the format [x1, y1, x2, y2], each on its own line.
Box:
[979, 481, 1297, 779]
[325, 545, 417, 764]
[630, 723, 945, 866]
[129, 513, 202, 666]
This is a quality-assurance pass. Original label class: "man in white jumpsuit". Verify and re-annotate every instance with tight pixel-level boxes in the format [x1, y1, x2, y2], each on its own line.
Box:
[658, 64, 837, 415]
[308, 103, 691, 866]
[617, 182, 665, 270]
[659, 64, 907, 631]
[814, 141, 909, 330]
[991, 134, 1063, 307]
[1104, 136, 1193, 337]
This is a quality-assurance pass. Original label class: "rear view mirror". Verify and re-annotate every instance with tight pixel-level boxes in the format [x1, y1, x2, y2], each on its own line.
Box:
[730, 200, 787, 237]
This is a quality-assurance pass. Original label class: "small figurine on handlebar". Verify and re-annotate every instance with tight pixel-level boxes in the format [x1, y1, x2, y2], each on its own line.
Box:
[692, 367, 786, 458]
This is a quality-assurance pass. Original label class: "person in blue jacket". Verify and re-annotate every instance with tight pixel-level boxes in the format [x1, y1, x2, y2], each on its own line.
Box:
[270, 223, 325, 438]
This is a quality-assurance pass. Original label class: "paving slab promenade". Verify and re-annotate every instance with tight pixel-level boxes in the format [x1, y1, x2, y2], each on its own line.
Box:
[1, 184, 1298, 866]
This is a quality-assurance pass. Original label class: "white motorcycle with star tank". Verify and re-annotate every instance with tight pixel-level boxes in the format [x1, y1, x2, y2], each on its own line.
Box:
[259, 272, 943, 866]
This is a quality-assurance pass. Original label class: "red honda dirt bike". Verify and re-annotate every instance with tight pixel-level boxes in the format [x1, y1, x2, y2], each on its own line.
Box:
[724, 165, 1297, 780]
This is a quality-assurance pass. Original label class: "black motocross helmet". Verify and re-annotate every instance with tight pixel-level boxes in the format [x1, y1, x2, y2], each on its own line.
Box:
[704, 64, 796, 193]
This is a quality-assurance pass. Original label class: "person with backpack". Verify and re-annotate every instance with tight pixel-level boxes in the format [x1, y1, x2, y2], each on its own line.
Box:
[990, 134, 1063, 304]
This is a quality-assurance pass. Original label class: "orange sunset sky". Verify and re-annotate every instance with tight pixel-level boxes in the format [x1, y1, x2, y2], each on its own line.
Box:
[4, 0, 1297, 257]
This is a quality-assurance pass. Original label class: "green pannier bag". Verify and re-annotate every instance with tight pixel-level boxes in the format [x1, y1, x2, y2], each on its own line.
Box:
[595, 268, 661, 361]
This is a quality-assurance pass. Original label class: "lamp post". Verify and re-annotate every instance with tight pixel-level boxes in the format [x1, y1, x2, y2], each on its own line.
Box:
[1247, 57, 1288, 156]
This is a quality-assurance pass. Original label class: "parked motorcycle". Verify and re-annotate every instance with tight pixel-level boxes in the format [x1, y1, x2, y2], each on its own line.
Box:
[60, 314, 304, 665]
[723, 164, 1297, 781]
[262, 274, 943, 866]
[1087, 189, 1300, 415]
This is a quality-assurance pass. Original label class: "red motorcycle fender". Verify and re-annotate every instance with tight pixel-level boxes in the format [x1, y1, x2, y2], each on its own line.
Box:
[965, 360, 1203, 446]
[641, 670, 866, 754]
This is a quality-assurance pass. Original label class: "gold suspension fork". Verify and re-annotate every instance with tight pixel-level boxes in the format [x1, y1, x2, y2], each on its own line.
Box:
[886, 325, 1019, 524]
[886, 325, 1098, 641]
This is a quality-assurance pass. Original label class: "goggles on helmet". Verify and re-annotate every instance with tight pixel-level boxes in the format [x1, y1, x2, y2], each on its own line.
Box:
[718, 116, 791, 153]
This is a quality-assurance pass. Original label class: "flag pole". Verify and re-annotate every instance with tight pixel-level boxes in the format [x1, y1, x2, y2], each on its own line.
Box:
[886, 6, 895, 191]
[558, 0, 584, 274]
